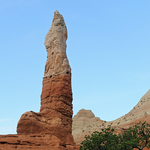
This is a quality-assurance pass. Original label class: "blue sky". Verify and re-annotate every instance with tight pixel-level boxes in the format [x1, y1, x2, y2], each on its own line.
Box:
[0, 0, 150, 134]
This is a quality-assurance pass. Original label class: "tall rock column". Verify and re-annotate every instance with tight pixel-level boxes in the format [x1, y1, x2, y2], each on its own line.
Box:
[17, 11, 75, 146]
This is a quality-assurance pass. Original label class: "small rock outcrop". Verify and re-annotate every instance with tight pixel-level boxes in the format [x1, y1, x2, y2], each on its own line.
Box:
[0, 11, 78, 150]
[72, 90, 150, 145]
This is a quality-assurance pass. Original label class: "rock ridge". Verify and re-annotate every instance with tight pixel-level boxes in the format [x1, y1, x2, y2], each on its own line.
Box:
[72, 90, 150, 145]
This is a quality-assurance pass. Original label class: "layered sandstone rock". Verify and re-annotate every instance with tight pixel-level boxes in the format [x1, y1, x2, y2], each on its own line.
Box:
[0, 11, 77, 149]
[72, 90, 150, 145]
[0, 134, 79, 150]
[44, 10, 71, 78]
[16, 10, 75, 146]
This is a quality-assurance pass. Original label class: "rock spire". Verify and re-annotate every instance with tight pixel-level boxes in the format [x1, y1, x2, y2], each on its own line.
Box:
[16, 10, 75, 147]
[44, 10, 71, 78]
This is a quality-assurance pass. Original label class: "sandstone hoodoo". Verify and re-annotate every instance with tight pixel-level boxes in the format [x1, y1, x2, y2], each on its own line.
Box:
[17, 10, 75, 146]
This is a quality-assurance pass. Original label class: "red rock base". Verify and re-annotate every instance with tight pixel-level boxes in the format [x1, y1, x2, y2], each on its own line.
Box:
[0, 134, 79, 150]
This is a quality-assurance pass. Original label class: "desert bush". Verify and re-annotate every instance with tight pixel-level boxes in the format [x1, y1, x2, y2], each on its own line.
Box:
[80, 121, 150, 150]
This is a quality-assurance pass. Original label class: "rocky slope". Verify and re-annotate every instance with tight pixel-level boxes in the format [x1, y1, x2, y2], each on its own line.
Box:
[72, 90, 150, 145]
[0, 11, 78, 150]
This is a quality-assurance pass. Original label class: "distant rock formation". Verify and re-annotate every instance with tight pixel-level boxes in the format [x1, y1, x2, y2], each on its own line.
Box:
[72, 90, 150, 145]
[72, 109, 104, 144]
[0, 11, 78, 150]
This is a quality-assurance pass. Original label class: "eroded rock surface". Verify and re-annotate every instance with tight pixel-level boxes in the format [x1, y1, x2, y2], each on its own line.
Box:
[0, 134, 79, 150]
[44, 10, 71, 78]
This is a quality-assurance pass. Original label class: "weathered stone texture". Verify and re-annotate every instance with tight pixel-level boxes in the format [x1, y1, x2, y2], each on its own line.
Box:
[44, 10, 71, 78]
[0, 134, 79, 150]
[17, 75, 74, 145]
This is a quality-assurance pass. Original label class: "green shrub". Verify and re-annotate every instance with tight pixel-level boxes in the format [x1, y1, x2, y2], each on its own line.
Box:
[80, 121, 150, 150]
